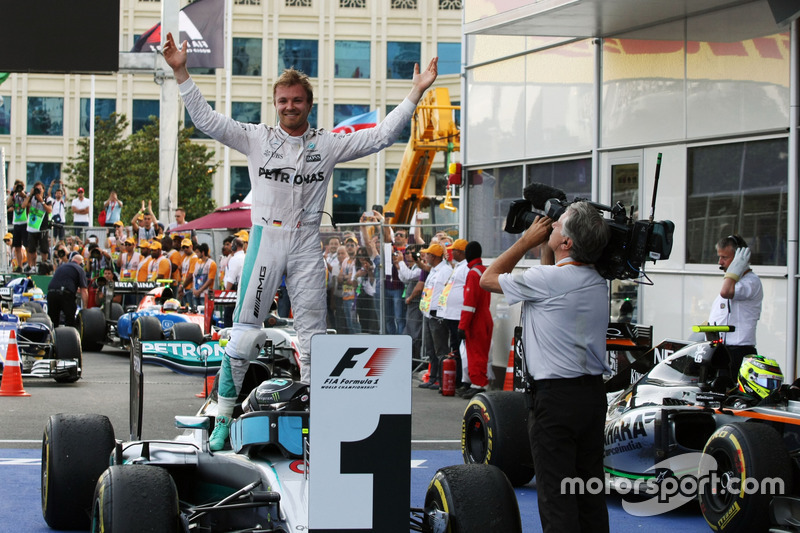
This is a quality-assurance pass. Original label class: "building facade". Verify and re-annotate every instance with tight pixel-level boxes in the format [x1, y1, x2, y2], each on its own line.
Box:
[460, 0, 799, 376]
[0, 0, 462, 223]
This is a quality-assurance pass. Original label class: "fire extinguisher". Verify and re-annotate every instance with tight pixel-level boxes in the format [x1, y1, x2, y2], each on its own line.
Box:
[441, 355, 456, 396]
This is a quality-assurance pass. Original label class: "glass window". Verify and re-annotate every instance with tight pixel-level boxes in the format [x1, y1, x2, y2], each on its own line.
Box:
[230, 166, 250, 204]
[27, 97, 63, 136]
[232, 37, 263, 76]
[0, 95, 9, 135]
[278, 39, 318, 77]
[466, 164, 523, 259]
[385, 168, 398, 203]
[387, 42, 420, 80]
[333, 104, 369, 129]
[385, 104, 411, 143]
[308, 103, 317, 129]
[686, 138, 788, 266]
[132, 99, 159, 133]
[335, 41, 370, 79]
[184, 101, 215, 139]
[80, 98, 116, 137]
[232, 102, 261, 125]
[333, 168, 367, 224]
[437, 42, 461, 75]
[26, 162, 61, 190]
[526, 158, 592, 200]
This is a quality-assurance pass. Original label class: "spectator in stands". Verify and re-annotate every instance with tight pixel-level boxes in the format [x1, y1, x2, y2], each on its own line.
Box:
[179, 239, 198, 307]
[71, 187, 90, 237]
[102, 190, 123, 227]
[23, 180, 52, 272]
[8, 179, 27, 272]
[394, 243, 424, 362]
[132, 200, 159, 243]
[48, 181, 66, 243]
[353, 246, 380, 334]
[191, 243, 217, 309]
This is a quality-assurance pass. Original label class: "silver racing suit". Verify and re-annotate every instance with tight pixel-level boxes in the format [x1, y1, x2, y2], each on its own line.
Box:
[180, 78, 415, 387]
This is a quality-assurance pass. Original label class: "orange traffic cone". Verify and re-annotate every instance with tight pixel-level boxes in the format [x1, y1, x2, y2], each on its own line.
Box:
[503, 340, 515, 391]
[0, 329, 30, 397]
[195, 374, 215, 398]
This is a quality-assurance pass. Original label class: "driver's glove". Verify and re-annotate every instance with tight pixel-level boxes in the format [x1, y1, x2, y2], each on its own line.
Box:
[724, 246, 751, 282]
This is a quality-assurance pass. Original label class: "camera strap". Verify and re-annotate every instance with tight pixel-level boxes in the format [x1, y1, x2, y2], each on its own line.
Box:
[514, 311, 533, 395]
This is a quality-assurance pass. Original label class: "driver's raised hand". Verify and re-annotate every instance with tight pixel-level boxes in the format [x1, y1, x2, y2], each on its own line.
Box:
[162, 32, 190, 84]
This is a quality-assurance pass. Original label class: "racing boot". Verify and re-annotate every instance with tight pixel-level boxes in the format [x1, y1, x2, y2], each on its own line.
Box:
[209, 415, 231, 451]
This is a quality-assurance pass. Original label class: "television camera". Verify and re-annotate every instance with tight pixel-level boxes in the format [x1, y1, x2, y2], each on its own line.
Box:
[504, 154, 674, 281]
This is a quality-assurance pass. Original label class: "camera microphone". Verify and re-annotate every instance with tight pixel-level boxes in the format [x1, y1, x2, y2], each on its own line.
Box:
[523, 183, 567, 210]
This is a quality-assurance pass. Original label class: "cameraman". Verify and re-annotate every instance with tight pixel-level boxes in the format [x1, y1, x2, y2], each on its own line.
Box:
[7, 179, 27, 273]
[481, 202, 611, 533]
[48, 180, 66, 243]
[23, 180, 52, 272]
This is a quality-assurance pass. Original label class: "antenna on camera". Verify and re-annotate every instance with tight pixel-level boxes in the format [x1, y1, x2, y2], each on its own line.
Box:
[649, 152, 662, 223]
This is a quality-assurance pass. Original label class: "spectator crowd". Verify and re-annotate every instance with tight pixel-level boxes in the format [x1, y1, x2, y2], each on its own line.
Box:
[4, 182, 496, 395]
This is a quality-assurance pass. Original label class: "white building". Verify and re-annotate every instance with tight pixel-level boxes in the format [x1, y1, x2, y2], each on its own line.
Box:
[461, 0, 800, 377]
[0, 0, 462, 223]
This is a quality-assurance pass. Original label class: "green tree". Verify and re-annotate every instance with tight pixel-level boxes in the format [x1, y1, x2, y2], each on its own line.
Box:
[64, 113, 217, 224]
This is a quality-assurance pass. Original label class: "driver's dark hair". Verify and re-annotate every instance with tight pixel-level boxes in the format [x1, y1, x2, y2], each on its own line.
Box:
[273, 68, 314, 105]
[717, 234, 747, 251]
[562, 201, 609, 264]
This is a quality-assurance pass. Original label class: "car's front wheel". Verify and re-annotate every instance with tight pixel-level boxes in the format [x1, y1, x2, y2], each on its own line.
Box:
[53, 326, 82, 383]
[91, 465, 179, 533]
[700, 422, 792, 533]
[41, 413, 115, 530]
[424, 464, 522, 532]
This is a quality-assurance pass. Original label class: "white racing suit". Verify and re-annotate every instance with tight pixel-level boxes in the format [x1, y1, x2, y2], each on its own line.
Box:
[180, 78, 415, 400]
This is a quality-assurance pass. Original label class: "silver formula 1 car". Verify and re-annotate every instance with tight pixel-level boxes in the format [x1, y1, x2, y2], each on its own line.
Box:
[41, 334, 522, 532]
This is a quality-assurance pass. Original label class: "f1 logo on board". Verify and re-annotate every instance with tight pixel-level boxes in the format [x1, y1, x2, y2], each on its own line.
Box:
[323, 347, 399, 390]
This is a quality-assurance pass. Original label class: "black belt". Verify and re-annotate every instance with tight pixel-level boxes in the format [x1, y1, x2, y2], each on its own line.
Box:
[532, 374, 603, 391]
[49, 288, 75, 297]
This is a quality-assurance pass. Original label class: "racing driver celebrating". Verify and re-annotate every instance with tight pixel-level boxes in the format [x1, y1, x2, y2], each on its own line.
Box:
[163, 32, 439, 450]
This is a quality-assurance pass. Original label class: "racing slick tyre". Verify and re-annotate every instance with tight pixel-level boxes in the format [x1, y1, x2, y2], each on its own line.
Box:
[133, 315, 163, 341]
[462, 391, 534, 486]
[699, 422, 792, 533]
[53, 326, 82, 383]
[103, 302, 124, 322]
[91, 465, 179, 533]
[424, 464, 522, 532]
[20, 301, 44, 314]
[29, 312, 54, 330]
[79, 307, 106, 352]
[41, 413, 115, 530]
[170, 321, 203, 344]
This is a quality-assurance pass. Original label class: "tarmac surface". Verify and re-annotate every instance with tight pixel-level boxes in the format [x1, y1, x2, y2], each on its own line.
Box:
[0, 348, 467, 449]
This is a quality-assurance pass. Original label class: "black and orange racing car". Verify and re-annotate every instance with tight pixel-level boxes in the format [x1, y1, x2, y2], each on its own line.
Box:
[461, 325, 800, 533]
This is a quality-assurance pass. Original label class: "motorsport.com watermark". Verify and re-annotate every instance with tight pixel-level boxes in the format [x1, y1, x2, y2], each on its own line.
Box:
[560, 452, 785, 517]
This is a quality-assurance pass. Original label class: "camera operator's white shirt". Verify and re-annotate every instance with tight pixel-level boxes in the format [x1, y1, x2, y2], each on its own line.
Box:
[708, 270, 762, 347]
[498, 258, 611, 380]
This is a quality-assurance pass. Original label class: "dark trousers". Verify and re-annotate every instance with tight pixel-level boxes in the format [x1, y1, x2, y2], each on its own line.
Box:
[725, 345, 757, 378]
[47, 289, 78, 328]
[422, 314, 450, 383]
[528, 376, 609, 533]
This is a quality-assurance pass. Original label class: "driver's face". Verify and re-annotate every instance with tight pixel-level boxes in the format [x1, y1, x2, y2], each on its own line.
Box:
[717, 245, 736, 271]
[274, 84, 311, 135]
